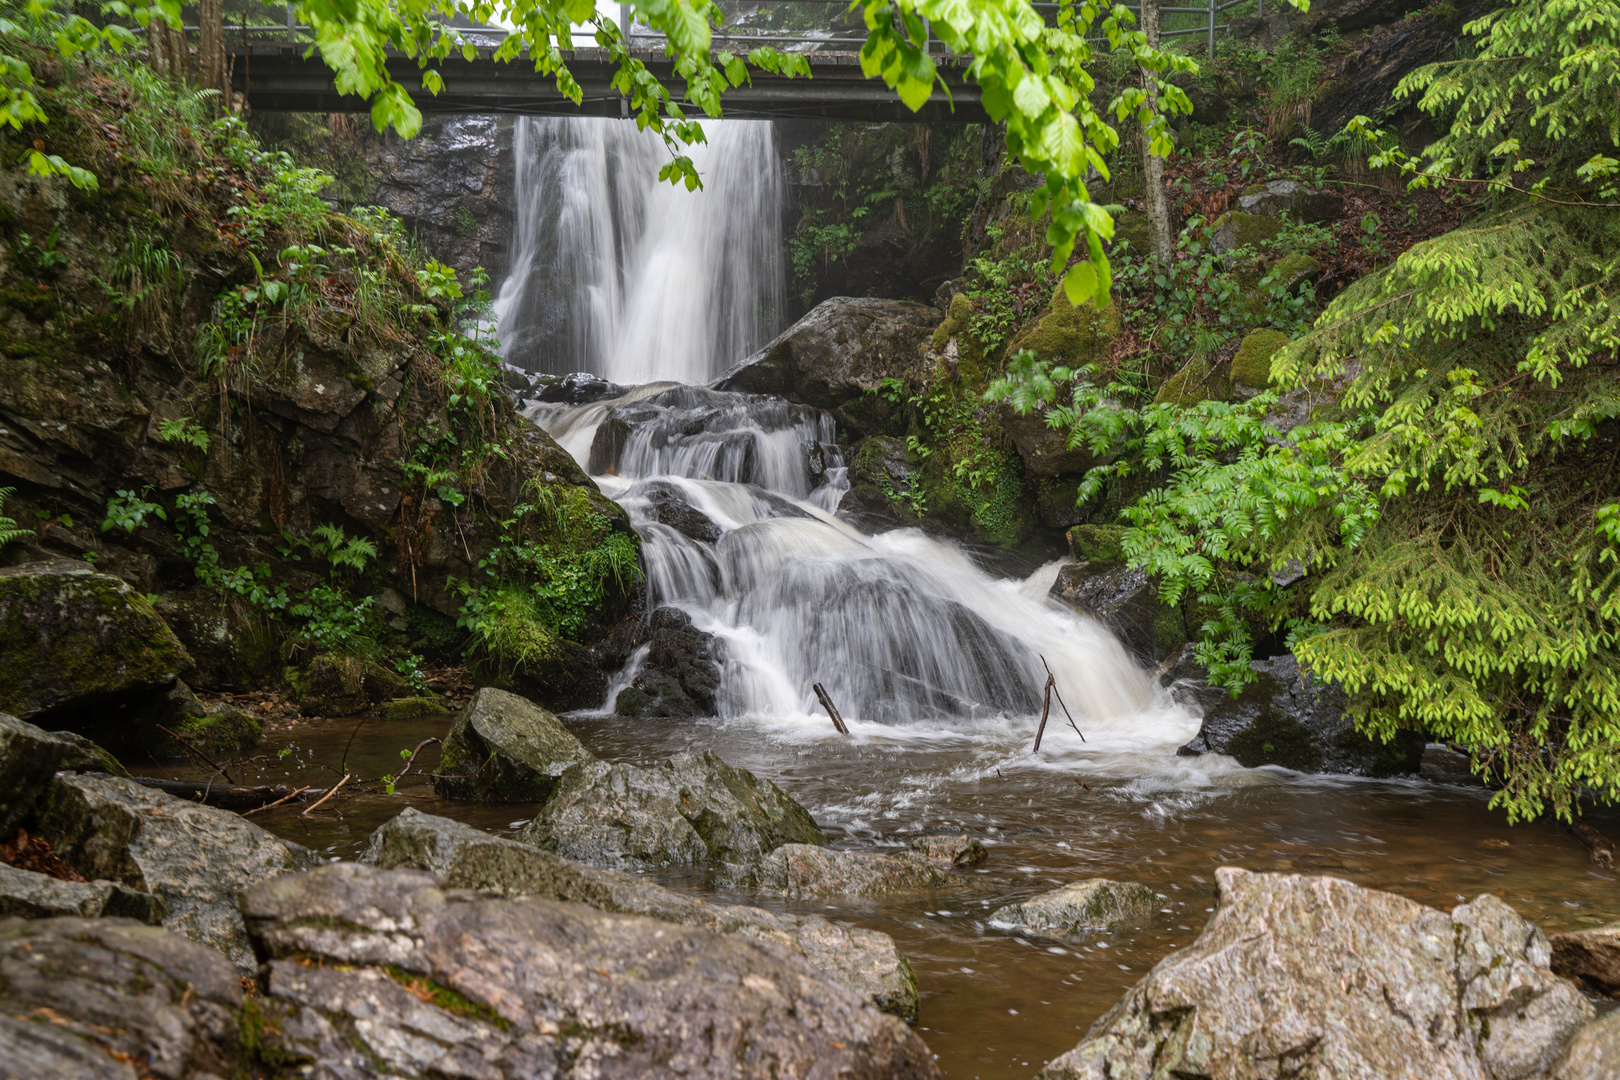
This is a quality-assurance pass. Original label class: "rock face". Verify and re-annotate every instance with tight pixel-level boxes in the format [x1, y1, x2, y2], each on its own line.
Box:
[0, 712, 73, 835]
[1049, 562, 1186, 667]
[1036, 867, 1592, 1080]
[434, 686, 596, 803]
[1176, 652, 1426, 776]
[362, 808, 920, 1019]
[990, 879, 1156, 937]
[1549, 922, 1620, 996]
[34, 773, 321, 973]
[1237, 179, 1345, 223]
[0, 562, 192, 726]
[1552, 1011, 1620, 1080]
[715, 297, 942, 410]
[244, 863, 941, 1080]
[518, 750, 825, 874]
[613, 605, 724, 718]
[0, 862, 163, 922]
[756, 845, 952, 898]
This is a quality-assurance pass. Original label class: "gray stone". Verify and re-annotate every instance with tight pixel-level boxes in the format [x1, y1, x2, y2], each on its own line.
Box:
[990, 879, 1156, 936]
[516, 760, 712, 868]
[716, 297, 942, 410]
[756, 844, 949, 898]
[0, 863, 162, 922]
[909, 833, 987, 868]
[612, 606, 723, 719]
[34, 773, 320, 973]
[1000, 405, 1095, 478]
[243, 863, 942, 1079]
[1036, 867, 1592, 1080]
[637, 480, 723, 543]
[1550, 921, 1620, 996]
[48, 726, 131, 777]
[1552, 1011, 1620, 1080]
[434, 686, 596, 803]
[1238, 179, 1346, 223]
[663, 749, 826, 868]
[1176, 652, 1427, 776]
[1049, 562, 1186, 667]
[361, 808, 920, 1019]
[0, 712, 72, 836]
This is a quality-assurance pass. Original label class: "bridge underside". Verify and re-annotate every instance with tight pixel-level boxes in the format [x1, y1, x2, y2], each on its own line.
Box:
[232, 48, 987, 124]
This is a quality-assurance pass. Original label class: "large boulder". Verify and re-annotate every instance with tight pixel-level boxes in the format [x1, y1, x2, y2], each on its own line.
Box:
[0, 712, 73, 836]
[990, 879, 1156, 937]
[1176, 652, 1426, 776]
[517, 760, 712, 868]
[243, 863, 941, 1079]
[1549, 921, 1620, 996]
[1237, 179, 1345, 224]
[433, 686, 596, 803]
[1552, 1011, 1620, 1080]
[613, 606, 723, 718]
[1036, 867, 1592, 1080]
[715, 297, 941, 410]
[663, 749, 826, 867]
[361, 808, 920, 1019]
[33, 773, 320, 973]
[0, 561, 192, 726]
[1049, 562, 1186, 667]
[756, 844, 951, 898]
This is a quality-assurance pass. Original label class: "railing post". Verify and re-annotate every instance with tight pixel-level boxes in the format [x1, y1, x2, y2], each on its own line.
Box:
[1207, 0, 1215, 55]
[286, 3, 294, 46]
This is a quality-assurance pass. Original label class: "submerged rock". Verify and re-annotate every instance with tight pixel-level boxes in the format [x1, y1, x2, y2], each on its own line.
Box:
[1550, 921, 1620, 996]
[910, 832, 988, 868]
[1049, 561, 1186, 667]
[756, 844, 950, 898]
[1176, 652, 1426, 776]
[991, 879, 1157, 937]
[1036, 867, 1592, 1080]
[34, 773, 320, 973]
[244, 862, 941, 1079]
[363, 808, 920, 1019]
[517, 760, 711, 868]
[433, 686, 595, 803]
[0, 561, 192, 726]
[716, 296, 941, 410]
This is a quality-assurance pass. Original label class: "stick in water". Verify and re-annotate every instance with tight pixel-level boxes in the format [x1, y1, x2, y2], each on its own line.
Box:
[1041, 655, 1085, 743]
[812, 683, 850, 735]
[154, 724, 238, 785]
[242, 785, 312, 817]
[1032, 674, 1054, 753]
[300, 774, 352, 817]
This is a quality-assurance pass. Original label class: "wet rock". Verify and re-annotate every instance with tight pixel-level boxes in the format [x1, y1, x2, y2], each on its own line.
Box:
[288, 652, 403, 718]
[1049, 562, 1186, 667]
[1550, 922, 1620, 997]
[533, 371, 626, 405]
[243, 862, 941, 1079]
[0, 712, 72, 835]
[0, 561, 192, 726]
[1422, 743, 1478, 785]
[716, 297, 942, 410]
[1210, 210, 1285, 255]
[1155, 642, 1227, 714]
[362, 807, 920, 1019]
[614, 606, 723, 718]
[586, 410, 635, 474]
[663, 749, 826, 868]
[153, 592, 284, 691]
[990, 879, 1156, 936]
[1037, 867, 1592, 1080]
[138, 678, 262, 756]
[756, 845, 950, 898]
[0, 863, 163, 922]
[638, 481, 723, 542]
[910, 833, 988, 868]
[1552, 1011, 1620, 1080]
[1238, 179, 1345, 224]
[1000, 405, 1094, 478]
[0, 915, 251, 1079]
[517, 760, 711, 868]
[33, 773, 320, 973]
[433, 686, 595, 803]
[49, 727, 131, 777]
[1176, 652, 1426, 776]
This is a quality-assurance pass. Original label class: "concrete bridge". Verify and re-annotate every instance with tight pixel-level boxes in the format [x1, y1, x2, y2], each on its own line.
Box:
[230, 44, 988, 124]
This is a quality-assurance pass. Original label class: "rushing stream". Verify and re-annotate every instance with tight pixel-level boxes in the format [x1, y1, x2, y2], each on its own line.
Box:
[151, 117, 1620, 1078]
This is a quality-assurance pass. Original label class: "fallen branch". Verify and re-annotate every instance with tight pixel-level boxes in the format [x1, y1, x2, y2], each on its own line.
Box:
[1569, 821, 1616, 869]
[1042, 655, 1084, 744]
[392, 738, 441, 786]
[812, 683, 850, 736]
[154, 724, 237, 785]
[301, 773, 352, 817]
[241, 785, 313, 817]
[1032, 675, 1054, 753]
[133, 777, 294, 811]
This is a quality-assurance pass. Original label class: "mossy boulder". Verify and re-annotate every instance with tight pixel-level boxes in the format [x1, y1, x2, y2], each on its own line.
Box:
[373, 695, 447, 720]
[1005, 286, 1120, 367]
[1110, 210, 1153, 253]
[139, 680, 263, 757]
[1067, 523, 1128, 564]
[434, 686, 596, 804]
[286, 653, 403, 718]
[1211, 210, 1285, 255]
[1154, 356, 1232, 406]
[0, 562, 193, 727]
[1268, 252, 1322, 295]
[1231, 329, 1291, 399]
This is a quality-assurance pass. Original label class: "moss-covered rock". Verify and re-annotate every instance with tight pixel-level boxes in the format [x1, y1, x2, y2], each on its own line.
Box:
[1111, 210, 1153, 253]
[1268, 252, 1322, 295]
[435, 686, 595, 804]
[1005, 286, 1120, 367]
[286, 653, 403, 718]
[1067, 524, 1128, 565]
[1211, 210, 1285, 254]
[1231, 329, 1291, 399]
[1154, 356, 1232, 406]
[139, 681, 263, 757]
[0, 562, 193, 725]
[373, 695, 448, 720]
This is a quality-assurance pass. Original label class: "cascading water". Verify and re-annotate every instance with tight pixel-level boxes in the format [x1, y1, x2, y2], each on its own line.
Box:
[492, 118, 786, 384]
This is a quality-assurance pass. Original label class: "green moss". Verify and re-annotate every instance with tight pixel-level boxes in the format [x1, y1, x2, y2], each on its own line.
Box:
[1268, 253, 1321, 294]
[1212, 211, 1284, 251]
[1231, 329, 1291, 393]
[375, 695, 447, 720]
[381, 966, 511, 1030]
[1111, 210, 1152, 253]
[1067, 524, 1127, 564]
[1154, 356, 1231, 406]
[169, 707, 263, 755]
[1005, 286, 1120, 366]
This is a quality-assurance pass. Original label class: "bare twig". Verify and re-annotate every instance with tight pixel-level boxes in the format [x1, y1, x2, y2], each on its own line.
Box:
[301, 774, 352, 817]
[393, 738, 441, 786]
[1042, 655, 1084, 743]
[812, 683, 850, 736]
[1032, 675, 1054, 753]
[154, 724, 237, 785]
[242, 785, 313, 817]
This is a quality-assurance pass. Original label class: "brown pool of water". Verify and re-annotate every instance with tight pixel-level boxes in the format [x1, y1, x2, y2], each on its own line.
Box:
[129, 711, 1620, 1080]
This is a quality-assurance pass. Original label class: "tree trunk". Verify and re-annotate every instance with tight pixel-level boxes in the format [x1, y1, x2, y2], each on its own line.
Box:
[148, 17, 190, 81]
[1138, 0, 1174, 263]
[198, 0, 227, 103]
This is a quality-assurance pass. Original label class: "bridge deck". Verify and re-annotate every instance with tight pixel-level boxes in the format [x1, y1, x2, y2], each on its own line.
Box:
[231, 46, 987, 123]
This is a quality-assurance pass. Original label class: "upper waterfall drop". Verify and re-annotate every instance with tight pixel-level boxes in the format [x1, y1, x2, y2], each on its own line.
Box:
[492, 116, 786, 385]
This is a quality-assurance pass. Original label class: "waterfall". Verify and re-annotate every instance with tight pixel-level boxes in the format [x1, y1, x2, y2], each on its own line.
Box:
[492, 117, 786, 384]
